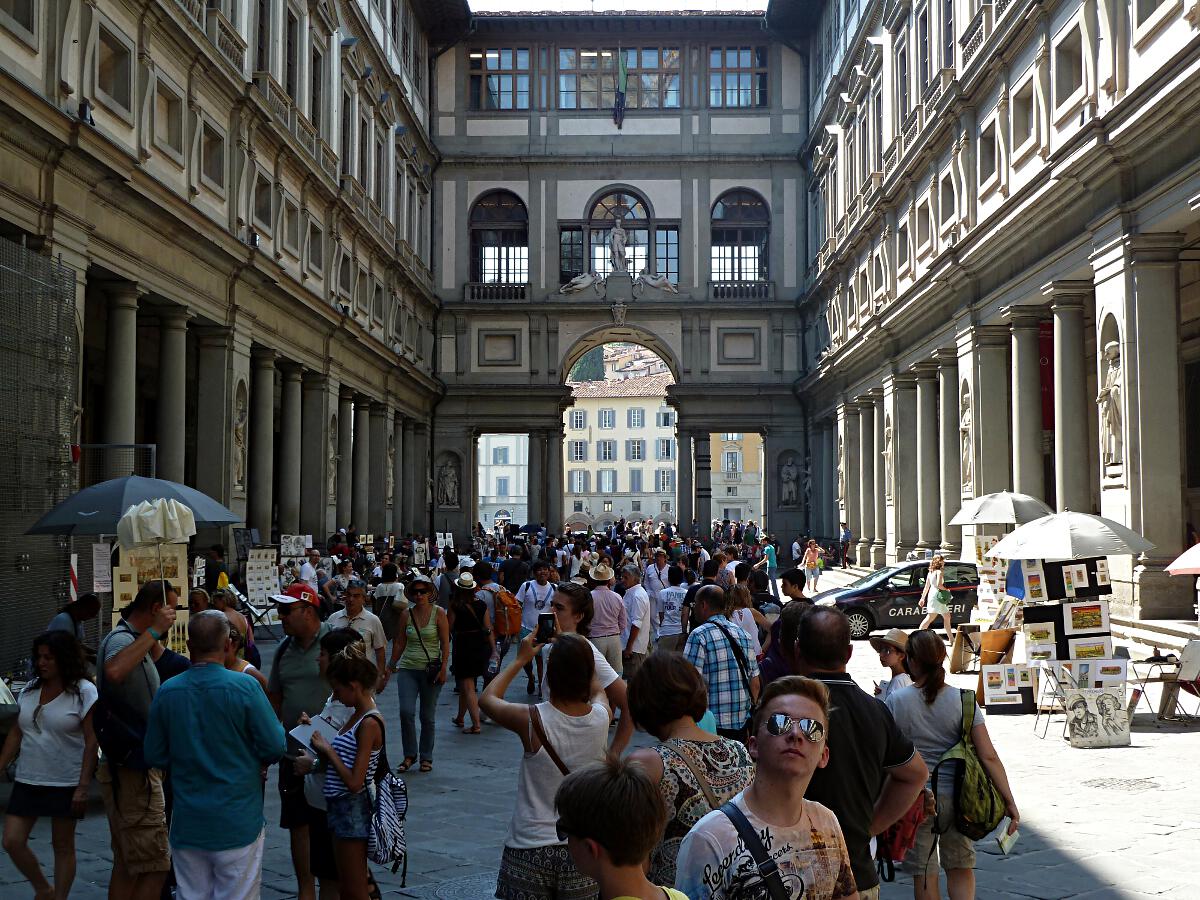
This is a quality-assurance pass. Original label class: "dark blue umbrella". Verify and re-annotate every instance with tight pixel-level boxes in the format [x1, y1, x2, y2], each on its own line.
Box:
[26, 476, 240, 535]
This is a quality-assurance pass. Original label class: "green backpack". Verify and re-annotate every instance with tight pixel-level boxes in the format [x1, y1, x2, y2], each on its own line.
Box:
[929, 690, 1006, 841]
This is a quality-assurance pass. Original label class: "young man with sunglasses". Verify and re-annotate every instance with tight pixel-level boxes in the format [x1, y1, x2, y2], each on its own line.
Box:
[675, 675, 859, 900]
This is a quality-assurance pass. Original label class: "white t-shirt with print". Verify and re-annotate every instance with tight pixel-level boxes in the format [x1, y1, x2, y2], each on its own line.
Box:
[518, 580, 555, 631]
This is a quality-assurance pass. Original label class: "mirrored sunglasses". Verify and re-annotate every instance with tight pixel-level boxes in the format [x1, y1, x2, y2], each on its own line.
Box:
[763, 713, 825, 743]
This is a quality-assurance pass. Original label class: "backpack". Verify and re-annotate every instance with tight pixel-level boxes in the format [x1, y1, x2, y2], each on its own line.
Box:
[930, 690, 1006, 841]
[93, 623, 151, 771]
[364, 713, 409, 879]
[493, 586, 523, 637]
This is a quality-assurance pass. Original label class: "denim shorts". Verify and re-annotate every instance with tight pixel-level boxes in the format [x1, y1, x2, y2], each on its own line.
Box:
[325, 791, 373, 841]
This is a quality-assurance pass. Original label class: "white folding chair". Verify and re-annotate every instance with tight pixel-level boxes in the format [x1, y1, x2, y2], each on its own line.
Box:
[1128, 640, 1200, 722]
[1033, 662, 1072, 740]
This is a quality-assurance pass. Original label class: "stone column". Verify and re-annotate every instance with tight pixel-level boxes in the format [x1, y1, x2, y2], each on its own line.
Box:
[871, 394, 887, 567]
[351, 396, 371, 532]
[1010, 312, 1046, 499]
[336, 389, 354, 528]
[855, 400, 873, 564]
[414, 421, 431, 534]
[935, 352, 962, 554]
[976, 329, 1012, 494]
[103, 284, 140, 454]
[546, 426, 564, 532]
[300, 373, 331, 540]
[391, 414, 405, 533]
[821, 421, 837, 540]
[194, 325, 252, 534]
[368, 402, 387, 535]
[1047, 284, 1091, 511]
[915, 367, 940, 550]
[402, 418, 417, 533]
[248, 349, 277, 540]
[277, 363, 303, 536]
[883, 375, 918, 561]
[676, 430, 695, 530]
[527, 430, 545, 526]
[155, 307, 190, 484]
[694, 430, 713, 536]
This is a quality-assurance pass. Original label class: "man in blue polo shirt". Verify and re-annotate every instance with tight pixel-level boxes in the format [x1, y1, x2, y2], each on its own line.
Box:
[144, 610, 286, 900]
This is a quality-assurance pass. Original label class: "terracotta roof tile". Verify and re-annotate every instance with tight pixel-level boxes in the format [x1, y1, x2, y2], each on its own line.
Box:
[567, 373, 675, 399]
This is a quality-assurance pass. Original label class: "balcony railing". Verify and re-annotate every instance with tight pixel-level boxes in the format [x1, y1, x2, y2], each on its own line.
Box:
[709, 280, 775, 301]
[291, 108, 317, 158]
[175, 0, 203, 28]
[340, 174, 366, 214]
[318, 141, 338, 180]
[253, 72, 291, 122]
[961, 2, 993, 67]
[465, 282, 529, 301]
[884, 139, 899, 176]
[206, 9, 245, 71]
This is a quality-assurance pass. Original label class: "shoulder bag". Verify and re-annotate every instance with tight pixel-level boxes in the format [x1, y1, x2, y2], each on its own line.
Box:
[710, 620, 757, 737]
[717, 800, 790, 900]
[663, 741, 719, 811]
[528, 705, 570, 776]
[411, 607, 442, 686]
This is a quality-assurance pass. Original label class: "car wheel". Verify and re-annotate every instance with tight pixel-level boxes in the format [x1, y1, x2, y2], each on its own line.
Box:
[845, 608, 874, 640]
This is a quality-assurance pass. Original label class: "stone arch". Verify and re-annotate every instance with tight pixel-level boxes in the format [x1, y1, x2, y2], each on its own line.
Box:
[581, 183, 656, 221]
[559, 323, 681, 384]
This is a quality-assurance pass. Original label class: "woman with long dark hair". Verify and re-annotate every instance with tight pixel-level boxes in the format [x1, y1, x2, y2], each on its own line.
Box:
[0, 631, 97, 899]
[448, 573, 495, 733]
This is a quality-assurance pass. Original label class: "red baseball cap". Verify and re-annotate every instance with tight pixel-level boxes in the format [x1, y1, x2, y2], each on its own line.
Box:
[271, 583, 321, 608]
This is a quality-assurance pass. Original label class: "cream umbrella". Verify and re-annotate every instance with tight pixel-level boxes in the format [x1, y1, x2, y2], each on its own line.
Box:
[949, 491, 1054, 527]
[985, 511, 1154, 561]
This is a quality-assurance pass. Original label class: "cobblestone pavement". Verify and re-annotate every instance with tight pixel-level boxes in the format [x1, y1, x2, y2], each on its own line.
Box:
[3, 570, 1197, 898]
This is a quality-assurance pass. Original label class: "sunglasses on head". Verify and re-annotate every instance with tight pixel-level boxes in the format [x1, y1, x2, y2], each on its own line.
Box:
[762, 713, 825, 743]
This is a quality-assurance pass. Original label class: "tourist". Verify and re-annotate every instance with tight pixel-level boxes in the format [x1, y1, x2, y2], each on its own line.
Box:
[586, 563, 627, 675]
[871, 629, 913, 701]
[758, 598, 809, 686]
[887, 630, 1019, 900]
[917, 555, 954, 644]
[144, 610, 287, 900]
[779, 567, 810, 606]
[516, 562, 556, 693]
[371, 563, 406, 640]
[753, 534, 780, 598]
[791, 534, 803, 565]
[728, 584, 768, 661]
[0, 631, 97, 900]
[682, 584, 759, 743]
[655, 566, 689, 651]
[326, 579, 388, 690]
[203, 544, 229, 594]
[434, 549, 460, 608]
[188, 587, 211, 614]
[802, 538, 825, 593]
[267, 582, 331, 900]
[618, 564, 651, 679]
[840, 522, 854, 567]
[387, 573, 449, 773]
[211, 588, 259, 669]
[223, 625, 268, 692]
[448, 571, 495, 733]
[798, 607, 928, 900]
[500, 544, 531, 592]
[675, 676, 858, 900]
[310, 644, 385, 900]
[625, 651, 754, 887]
[300, 548, 322, 590]
[643, 548, 672, 624]
[46, 592, 101, 647]
[547, 581, 635, 753]
[480, 633, 609, 900]
[96, 579, 177, 900]
[554, 756, 687, 900]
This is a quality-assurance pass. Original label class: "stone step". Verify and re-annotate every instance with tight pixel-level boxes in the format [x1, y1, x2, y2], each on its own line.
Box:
[1110, 616, 1200, 655]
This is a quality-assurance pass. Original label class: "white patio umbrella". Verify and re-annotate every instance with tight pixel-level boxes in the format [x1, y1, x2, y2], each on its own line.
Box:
[117, 498, 198, 604]
[1165, 544, 1200, 576]
[949, 491, 1054, 527]
[986, 510, 1155, 561]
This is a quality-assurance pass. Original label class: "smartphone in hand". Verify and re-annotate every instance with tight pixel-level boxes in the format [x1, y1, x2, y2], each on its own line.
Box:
[996, 819, 1019, 855]
[535, 613, 556, 644]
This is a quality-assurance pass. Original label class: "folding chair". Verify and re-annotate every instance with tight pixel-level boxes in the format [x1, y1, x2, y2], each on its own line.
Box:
[231, 585, 281, 641]
[1131, 640, 1200, 722]
[1033, 661, 1073, 740]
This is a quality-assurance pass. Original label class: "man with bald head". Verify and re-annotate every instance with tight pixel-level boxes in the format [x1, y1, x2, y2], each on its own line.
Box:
[683, 583, 761, 743]
[145, 610, 287, 900]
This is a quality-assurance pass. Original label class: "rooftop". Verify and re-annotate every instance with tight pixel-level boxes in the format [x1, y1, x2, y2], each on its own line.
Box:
[567, 373, 675, 399]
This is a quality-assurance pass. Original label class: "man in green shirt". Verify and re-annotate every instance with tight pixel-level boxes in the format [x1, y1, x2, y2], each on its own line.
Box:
[267, 583, 330, 900]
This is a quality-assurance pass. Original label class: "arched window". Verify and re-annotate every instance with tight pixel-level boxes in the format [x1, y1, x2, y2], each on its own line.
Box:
[711, 190, 769, 282]
[558, 188, 679, 285]
[469, 191, 529, 283]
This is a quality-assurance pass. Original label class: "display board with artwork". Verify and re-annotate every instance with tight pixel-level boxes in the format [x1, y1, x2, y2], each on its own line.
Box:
[245, 548, 281, 605]
[982, 663, 1036, 713]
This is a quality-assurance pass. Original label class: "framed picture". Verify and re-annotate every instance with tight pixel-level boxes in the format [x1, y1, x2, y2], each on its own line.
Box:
[1063, 599, 1110, 636]
[119, 544, 189, 596]
[1095, 558, 1111, 586]
[1064, 687, 1130, 748]
[1068, 636, 1113, 660]
[280, 534, 306, 557]
[1023, 622, 1056, 645]
[1027, 643, 1057, 661]
[111, 565, 139, 610]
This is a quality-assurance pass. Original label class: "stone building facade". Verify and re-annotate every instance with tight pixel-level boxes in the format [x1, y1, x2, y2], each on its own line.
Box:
[772, 0, 1200, 617]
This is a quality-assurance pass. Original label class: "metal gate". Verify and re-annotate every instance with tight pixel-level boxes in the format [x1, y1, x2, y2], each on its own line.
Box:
[0, 237, 78, 678]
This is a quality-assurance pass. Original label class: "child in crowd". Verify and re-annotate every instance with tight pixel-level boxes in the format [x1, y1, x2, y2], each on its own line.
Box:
[870, 628, 913, 702]
[555, 756, 687, 900]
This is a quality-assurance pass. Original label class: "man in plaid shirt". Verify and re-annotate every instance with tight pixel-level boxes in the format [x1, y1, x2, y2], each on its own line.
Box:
[683, 585, 761, 743]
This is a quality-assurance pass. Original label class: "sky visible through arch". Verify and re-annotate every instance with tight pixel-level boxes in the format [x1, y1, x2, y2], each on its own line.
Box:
[468, 1, 765, 12]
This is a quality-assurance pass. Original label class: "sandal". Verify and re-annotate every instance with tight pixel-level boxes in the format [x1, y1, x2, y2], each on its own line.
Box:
[396, 756, 417, 773]
[450, 717, 464, 728]
[464, 725, 481, 734]
[419, 760, 433, 773]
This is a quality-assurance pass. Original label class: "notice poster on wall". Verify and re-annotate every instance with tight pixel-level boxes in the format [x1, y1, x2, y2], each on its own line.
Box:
[92, 542, 113, 593]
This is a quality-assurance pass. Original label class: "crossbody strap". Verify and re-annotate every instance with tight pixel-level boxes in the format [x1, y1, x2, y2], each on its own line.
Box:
[718, 801, 790, 900]
[528, 705, 569, 777]
[663, 742, 719, 810]
[711, 620, 754, 700]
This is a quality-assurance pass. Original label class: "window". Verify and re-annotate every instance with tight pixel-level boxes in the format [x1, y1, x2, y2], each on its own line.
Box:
[285, 9, 299, 101]
[358, 115, 368, 183]
[492, 446, 509, 465]
[559, 190, 678, 284]
[917, 8, 930, 89]
[253, 173, 273, 230]
[722, 432, 743, 440]
[339, 90, 352, 175]
[558, 47, 680, 110]
[570, 440, 588, 461]
[628, 408, 645, 428]
[846, 132, 856, 198]
[390, 0, 399, 45]
[656, 438, 675, 460]
[569, 470, 588, 493]
[599, 470, 617, 493]
[942, 0, 955, 69]
[255, 0, 269, 71]
[603, 500, 613, 512]
[201, 122, 225, 190]
[97, 25, 133, 114]
[0, 0, 35, 40]
[873, 90, 884, 170]
[154, 80, 183, 155]
[598, 440, 617, 462]
[496, 477, 509, 497]
[723, 450, 742, 473]
[656, 469, 674, 492]
[656, 409, 675, 427]
[468, 48, 531, 110]
[726, 486, 738, 496]
[311, 46, 325, 134]
[629, 469, 643, 492]
[281, 198, 299, 252]
[374, 130, 385, 206]
[709, 46, 768, 108]
[916, 201, 931, 249]
[574, 500, 585, 512]
[1012, 79, 1034, 151]
[570, 410, 586, 430]
[897, 222, 910, 268]
[627, 439, 645, 461]
[711, 190, 769, 282]
[307, 220, 323, 271]
[631, 500, 642, 512]
[1054, 27, 1083, 110]
[598, 409, 616, 429]
[470, 191, 529, 283]
[939, 174, 954, 226]
[1136, 0, 1169, 27]
[978, 119, 997, 185]
[896, 44, 909, 123]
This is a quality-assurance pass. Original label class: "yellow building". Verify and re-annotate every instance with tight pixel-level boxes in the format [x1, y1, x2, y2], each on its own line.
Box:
[710, 432, 764, 526]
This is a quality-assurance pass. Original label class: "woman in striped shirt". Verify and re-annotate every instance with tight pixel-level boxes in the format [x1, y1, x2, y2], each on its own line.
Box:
[310, 644, 383, 900]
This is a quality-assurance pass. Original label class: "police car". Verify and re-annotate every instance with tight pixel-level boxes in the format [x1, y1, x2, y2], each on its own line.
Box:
[812, 559, 980, 639]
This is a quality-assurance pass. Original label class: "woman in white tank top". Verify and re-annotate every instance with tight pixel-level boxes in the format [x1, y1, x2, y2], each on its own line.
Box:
[480, 632, 610, 900]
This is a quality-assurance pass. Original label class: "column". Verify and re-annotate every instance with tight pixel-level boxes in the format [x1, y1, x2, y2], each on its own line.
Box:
[809, 421, 825, 537]
[527, 430, 545, 526]
[915, 368, 940, 550]
[837, 405, 861, 558]
[402, 418, 417, 533]
[391, 413, 405, 533]
[1010, 311, 1046, 499]
[821, 421, 836, 540]
[935, 352, 962, 554]
[103, 284, 140, 451]
[546, 426, 564, 532]
[336, 389, 354, 528]
[300, 373, 331, 539]
[414, 421, 430, 534]
[156, 307, 190, 483]
[884, 375, 919, 561]
[277, 362, 303, 535]
[976, 329, 1013, 494]
[676, 430, 695, 531]
[193, 325, 251, 533]
[351, 396, 371, 531]
[871, 394, 887, 567]
[1047, 284, 1090, 511]
[856, 400, 873, 564]
[694, 429, 712, 536]
[368, 402, 387, 535]
[248, 349, 277, 540]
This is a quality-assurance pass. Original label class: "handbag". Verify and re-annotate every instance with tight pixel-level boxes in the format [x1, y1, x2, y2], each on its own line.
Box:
[710, 620, 757, 738]
[412, 607, 442, 685]
[663, 742, 720, 810]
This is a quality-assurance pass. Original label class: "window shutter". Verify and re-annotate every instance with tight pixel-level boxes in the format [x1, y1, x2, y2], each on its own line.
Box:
[583, 441, 589, 461]
[582, 410, 587, 428]
[583, 471, 590, 493]
[627, 408, 633, 428]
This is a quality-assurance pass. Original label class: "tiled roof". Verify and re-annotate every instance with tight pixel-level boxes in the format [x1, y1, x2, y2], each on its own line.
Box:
[568, 373, 675, 399]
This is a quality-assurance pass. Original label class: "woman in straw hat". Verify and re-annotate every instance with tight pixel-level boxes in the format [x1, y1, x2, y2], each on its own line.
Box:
[869, 628, 913, 701]
[448, 571, 495, 733]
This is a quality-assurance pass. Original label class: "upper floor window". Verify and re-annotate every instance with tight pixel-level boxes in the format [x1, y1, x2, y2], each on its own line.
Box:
[285, 8, 300, 101]
[0, 0, 36, 41]
[628, 408, 645, 429]
[310, 45, 325, 134]
[711, 190, 769, 282]
[559, 189, 678, 284]
[558, 47, 681, 110]
[469, 191, 529, 283]
[598, 440, 617, 462]
[722, 433, 743, 441]
[469, 48, 530, 110]
[917, 7, 930, 90]
[570, 409, 587, 429]
[723, 450, 742, 473]
[656, 409, 675, 428]
[598, 408, 616, 429]
[656, 438, 675, 460]
[896, 42, 910, 123]
[492, 446, 509, 465]
[709, 46, 768, 108]
[569, 440, 588, 461]
[942, 0, 955, 70]
[496, 476, 509, 497]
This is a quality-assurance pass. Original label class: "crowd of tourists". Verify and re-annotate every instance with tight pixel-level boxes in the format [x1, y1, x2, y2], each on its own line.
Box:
[1, 520, 1019, 900]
